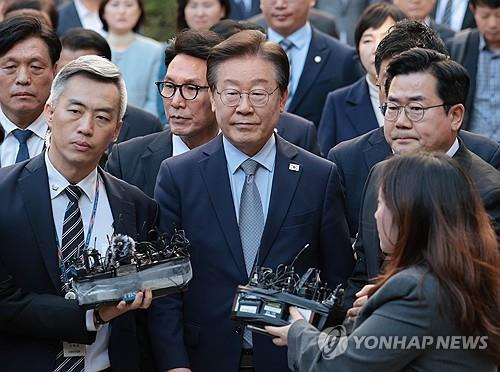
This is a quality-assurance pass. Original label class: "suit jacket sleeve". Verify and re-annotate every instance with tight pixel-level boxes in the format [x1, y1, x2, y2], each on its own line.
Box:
[148, 160, 190, 370]
[287, 271, 434, 371]
[342, 164, 380, 310]
[320, 163, 355, 287]
[306, 123, 321, 156]
[0, 258, 96, 344]
[105, 143, 124, 180]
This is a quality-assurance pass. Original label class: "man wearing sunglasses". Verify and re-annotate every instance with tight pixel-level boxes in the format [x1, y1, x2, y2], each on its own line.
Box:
[106, 30, 222, 197]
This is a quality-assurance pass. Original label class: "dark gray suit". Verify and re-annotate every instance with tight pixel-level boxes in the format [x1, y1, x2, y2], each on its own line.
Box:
[288, 267, 497, 371]
[345, 142, 500, 308]
[57, 1, 82, 36]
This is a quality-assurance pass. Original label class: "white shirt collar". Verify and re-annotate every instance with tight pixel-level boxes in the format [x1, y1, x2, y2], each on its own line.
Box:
[223, 134, 276, 175]
[45, 150, 98, 203]
[446, 138, 459, 157]
[171, 134, 191, 157]
[74, 0, 93, 17]
[0, 107, 48, 141]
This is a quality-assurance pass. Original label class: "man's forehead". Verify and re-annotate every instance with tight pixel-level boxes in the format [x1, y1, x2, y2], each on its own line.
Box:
[388, 72, 437, 100]
[167, 54, 207, 83]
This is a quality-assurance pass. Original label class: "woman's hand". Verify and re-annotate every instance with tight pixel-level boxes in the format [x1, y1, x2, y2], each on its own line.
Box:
[94, 288, 153, 327]
[347, 284, 374, 320]
[265, 306, 304, 347]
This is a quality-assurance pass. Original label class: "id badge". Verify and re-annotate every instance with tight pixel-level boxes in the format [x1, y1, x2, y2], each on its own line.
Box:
[63, 342, 86, 357]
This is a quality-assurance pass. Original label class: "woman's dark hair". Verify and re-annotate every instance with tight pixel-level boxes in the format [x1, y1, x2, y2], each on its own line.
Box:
[354, 3, 407, 55]
[176, 0, 230, 31]
[99, 0, 145, 33]
[470, 0, 499, 7]
[369, 152, 499, 362]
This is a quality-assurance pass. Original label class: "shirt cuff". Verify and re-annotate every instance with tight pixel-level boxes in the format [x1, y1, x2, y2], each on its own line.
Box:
[86, 309, 100, 331]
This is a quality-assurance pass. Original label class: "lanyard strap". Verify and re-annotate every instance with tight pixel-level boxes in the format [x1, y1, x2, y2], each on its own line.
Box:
[57, 175, 101, 290]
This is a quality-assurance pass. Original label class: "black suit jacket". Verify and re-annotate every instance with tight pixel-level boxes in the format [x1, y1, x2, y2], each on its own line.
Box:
[429, 19, 455, 42]
[288, 28, 362, 127]
[228, 0, 260, 20]
[56, 1, 82, 36]
[149, 134, 354, 372]
[447, 29, 481, 130]
[0, 154, 158, 372]
[328, 127, 500, 238]
[106, 113, 320, 198]
[346, 142, 500, 308]
[118, 104, 163, 144]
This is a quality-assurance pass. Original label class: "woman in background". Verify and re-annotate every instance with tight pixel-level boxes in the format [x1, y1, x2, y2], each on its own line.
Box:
[100, 0, 163, 116]
[267, 152, 499, 371]
[176, 0, 230, 32]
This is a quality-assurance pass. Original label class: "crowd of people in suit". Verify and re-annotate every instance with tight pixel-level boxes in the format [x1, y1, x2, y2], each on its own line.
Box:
[0, 0, 499, 371]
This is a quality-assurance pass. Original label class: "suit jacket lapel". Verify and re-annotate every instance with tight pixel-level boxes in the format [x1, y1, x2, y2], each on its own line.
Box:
[18, 154, 61, 292]
[101, 171, 138, 237]
[258, 136, 301, 265]
[364, 127, 392, 170]
[288, 28, 330, 113]
[141, 130, 173, 197]
[198, 136, 247, 281]
[345, 78, 379, 136]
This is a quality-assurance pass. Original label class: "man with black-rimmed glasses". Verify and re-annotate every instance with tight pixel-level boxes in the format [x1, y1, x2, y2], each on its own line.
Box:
[105, 29, 222, 198]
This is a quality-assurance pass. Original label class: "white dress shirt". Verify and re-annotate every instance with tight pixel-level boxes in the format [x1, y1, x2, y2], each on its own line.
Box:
[172, 134, 191, 157]
[0, 108, 47, 167]
[366, 75, 384, 127]
[223, 135, 276, 224]
[45, 151, 113, 371]
[74, 0, 105, 36]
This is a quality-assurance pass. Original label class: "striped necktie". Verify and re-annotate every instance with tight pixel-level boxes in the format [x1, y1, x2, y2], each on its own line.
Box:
[54, 185, 85, 372]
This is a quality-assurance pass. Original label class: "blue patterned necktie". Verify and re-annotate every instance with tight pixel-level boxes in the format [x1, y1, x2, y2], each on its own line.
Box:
[12, 128, 33, 163]
[280, 38, 295, 107]
[442, 0, 453, 26]
[239, 158, 264, 347]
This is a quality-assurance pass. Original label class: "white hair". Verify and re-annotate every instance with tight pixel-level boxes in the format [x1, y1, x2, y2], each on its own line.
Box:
[47, 55, 127, 119]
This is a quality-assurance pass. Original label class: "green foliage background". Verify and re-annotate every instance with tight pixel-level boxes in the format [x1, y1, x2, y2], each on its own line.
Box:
[143, 0, 177, 42]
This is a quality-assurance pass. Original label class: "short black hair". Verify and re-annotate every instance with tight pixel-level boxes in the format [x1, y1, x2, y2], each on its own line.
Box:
[176, 0, 231, 31]
[0, 15, 61, 65]
[375, 19, 448, 74]
[60, 28, 112, 60]
[470, 0, 499, 7]
[385, 48, 470, 109]
[164, 29, 223, 68]
[4, 0, 58, 30]
[210, 19, 265, 39]
[99, 0, 145, 33]
[354, 3, 407, 55]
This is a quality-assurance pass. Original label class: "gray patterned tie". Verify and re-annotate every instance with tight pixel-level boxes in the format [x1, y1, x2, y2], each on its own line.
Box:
[239, 159, 264, 347]
[442, 0, 453, 26]
[280, 38, 295, 107]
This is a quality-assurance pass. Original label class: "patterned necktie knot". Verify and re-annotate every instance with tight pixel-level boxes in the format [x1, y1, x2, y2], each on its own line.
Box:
[12, 128, 33, 144]
[240, 158, 259, 177]
[65, 185, 82, 203]
[280, 38, 294, 52]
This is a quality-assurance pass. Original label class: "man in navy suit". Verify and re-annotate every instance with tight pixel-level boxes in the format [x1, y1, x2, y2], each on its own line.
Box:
[0, 55, 156, 371]
[149, 30, 354, 372]
[259, 0, 363, 127]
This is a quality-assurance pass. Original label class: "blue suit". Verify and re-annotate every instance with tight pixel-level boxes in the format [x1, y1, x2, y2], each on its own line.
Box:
[57, 1, 82, 36]
[0, 154, 158, 371]
[318, 76, 378, 155]
[287, 28, 363, 127]
[149, 134, 354, 372]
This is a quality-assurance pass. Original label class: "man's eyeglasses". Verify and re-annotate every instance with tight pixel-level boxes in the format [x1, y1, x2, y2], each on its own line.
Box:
[216, 87, 279, 107]
[155, 81, 209, 100]
[381, 101, 450, 122]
